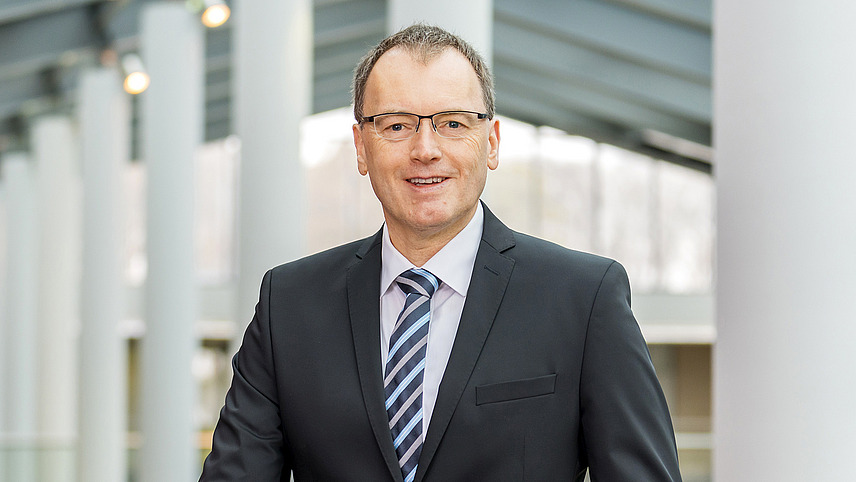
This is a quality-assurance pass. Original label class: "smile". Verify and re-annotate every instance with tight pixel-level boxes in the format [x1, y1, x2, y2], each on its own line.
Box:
[407, 177, 447, 185]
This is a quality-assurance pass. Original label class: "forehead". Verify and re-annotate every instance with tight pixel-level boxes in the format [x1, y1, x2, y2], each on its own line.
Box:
[364, 47, 483, 113]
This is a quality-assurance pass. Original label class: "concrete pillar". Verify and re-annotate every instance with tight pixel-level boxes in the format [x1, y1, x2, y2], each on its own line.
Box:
[77, 67, 129, 482]
[387, 0, 493, 64]
[0, 168, 4, 479]
[1, 152, 39, 482]
[139, 3, 203, 481]
[713, 1, 856, 479]
[232, 0, 310, 347]
[31, 115, 81, 482]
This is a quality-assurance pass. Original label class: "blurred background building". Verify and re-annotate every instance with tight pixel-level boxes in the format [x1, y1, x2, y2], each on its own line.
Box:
[1, 0, 853, 481]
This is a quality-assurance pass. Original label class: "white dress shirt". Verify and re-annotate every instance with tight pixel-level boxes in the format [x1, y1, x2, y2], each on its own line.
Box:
[379, 203, 484, 436]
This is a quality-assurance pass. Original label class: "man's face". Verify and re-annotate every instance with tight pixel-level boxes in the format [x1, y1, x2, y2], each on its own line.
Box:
[353, 47, 500, 245]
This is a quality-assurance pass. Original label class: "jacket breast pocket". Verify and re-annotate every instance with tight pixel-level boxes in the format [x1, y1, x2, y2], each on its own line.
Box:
[475, 373, 557, 405]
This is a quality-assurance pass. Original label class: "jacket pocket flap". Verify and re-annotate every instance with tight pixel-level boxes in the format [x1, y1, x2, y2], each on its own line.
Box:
[475, 373, 557, 405]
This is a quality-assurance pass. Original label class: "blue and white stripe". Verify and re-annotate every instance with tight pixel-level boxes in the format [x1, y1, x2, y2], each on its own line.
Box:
[383, 268, 439, 482]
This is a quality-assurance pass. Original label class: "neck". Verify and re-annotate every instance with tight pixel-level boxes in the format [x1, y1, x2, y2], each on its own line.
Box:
[386, 208, 478, 267]
[387, 227, 454, 267]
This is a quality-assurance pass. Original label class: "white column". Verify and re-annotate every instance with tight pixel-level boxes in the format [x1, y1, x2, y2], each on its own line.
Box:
[714, 1, 856, 479]
[0, 168, 4, 480]
[31, 115, 81, 482]
[232, 0, 310, 346]
[387, 0, 493, 64]
[77, 67, 129, 482]
[140, 3, 202, 481]
[1, 152, 39, 482]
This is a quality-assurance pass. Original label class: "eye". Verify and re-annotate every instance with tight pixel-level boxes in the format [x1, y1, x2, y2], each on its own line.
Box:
[436, 113, 472, 130]
[433, 112, 485, 138]
[375, 115, 417, 138]
[438, 118, 468, 130]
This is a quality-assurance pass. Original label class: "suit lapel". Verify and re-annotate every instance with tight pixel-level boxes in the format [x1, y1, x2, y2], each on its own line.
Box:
[416, 205, 516, 481]
[347, 230, 404, 482]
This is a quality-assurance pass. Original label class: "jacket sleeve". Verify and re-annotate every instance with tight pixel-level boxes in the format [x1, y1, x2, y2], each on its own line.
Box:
[200, 270, 292, 481]
[579, 261, 682, 481]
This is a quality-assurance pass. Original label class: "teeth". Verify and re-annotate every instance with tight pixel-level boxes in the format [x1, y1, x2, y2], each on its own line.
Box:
[409, 177, 445, 185]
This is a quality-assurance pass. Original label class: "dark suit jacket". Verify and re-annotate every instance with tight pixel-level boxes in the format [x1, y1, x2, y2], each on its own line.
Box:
[201, 205, 681, 481]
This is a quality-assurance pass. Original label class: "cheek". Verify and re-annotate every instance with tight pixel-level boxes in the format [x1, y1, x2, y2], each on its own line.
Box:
[456, 137, 491, 173]
[461, 137, 481, 153]
[365, 171, 396, 208]
[361, 145, 397, 178]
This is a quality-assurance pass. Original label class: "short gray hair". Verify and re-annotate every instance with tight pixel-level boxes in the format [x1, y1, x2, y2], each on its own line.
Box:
[352, 24, 495, 122]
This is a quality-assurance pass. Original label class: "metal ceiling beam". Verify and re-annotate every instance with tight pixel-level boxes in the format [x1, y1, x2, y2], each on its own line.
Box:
[205, 97, 230, 142]
[498, 89, 626, 140]
[314, 0, 384, 47]
[494, 20, 710, 123]
[315, 17, 384, 47]
[495, 0, 711, 82]
[206, 24, 231, 58]
[313, 38, 382, 113]
[499, 91, 710, 172]
[315, 43, 373, 77]
[600, 0, 711, 30]
[312, 1, 385, 115]
[496, 63, 710, 146]
[0, 0, 100, 25]
[0, 5, 100, 79]
[313, 70, 353, 114]
[0, 73, 43, 119]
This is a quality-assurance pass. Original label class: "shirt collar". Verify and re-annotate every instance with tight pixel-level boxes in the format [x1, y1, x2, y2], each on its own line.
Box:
[381, 202, 484, 297]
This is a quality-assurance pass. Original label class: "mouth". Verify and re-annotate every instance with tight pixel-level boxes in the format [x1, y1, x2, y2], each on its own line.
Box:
[407, 177, 448, 186]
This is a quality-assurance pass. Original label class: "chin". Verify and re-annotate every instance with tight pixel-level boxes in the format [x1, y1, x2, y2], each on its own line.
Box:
[409, 217, 449, 232]
[411, 211, 468, 234]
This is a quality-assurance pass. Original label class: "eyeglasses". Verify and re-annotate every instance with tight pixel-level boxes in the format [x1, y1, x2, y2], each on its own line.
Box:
[361, 110, 489, 141]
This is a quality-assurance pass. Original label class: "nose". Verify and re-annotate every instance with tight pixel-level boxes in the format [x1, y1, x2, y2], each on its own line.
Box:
[410, 117, 442, 163]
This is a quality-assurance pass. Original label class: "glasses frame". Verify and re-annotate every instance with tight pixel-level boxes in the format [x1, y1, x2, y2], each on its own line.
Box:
[361, 110, 489, 140]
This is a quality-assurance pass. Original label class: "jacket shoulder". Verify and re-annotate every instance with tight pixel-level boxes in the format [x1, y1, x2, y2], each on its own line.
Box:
[268, 233, 378, 284]
[509, 231, 620, 277]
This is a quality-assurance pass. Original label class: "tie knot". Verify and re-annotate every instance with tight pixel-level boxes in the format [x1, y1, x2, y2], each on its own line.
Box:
[396, 268, 440, 298]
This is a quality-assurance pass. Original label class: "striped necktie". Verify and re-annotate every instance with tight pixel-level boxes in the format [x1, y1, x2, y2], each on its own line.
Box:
[384, 268, 439, 482]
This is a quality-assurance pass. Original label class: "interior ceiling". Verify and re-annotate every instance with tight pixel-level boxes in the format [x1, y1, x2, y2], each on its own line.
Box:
[0, 0, 712, 172]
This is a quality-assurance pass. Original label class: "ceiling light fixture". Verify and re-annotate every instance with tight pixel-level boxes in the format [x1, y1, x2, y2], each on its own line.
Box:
[121, 54, 150, 95]
[200, 0, 230, 28]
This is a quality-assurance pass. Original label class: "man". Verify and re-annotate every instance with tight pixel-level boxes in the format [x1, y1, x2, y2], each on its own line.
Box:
[201, 24, 681, 481]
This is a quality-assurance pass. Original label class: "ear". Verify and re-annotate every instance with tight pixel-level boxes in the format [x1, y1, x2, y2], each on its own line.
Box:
[486, 118, 500, 170]
[353, 123, 369, 176]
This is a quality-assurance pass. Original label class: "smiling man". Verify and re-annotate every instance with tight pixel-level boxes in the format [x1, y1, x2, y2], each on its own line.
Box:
[201, 25, 682, 482]
[353, 45, 499, 267]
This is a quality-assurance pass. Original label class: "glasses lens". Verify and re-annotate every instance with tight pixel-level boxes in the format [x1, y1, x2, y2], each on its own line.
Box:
[433, 112, 482, 138]
[373, 114, 418, 140]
